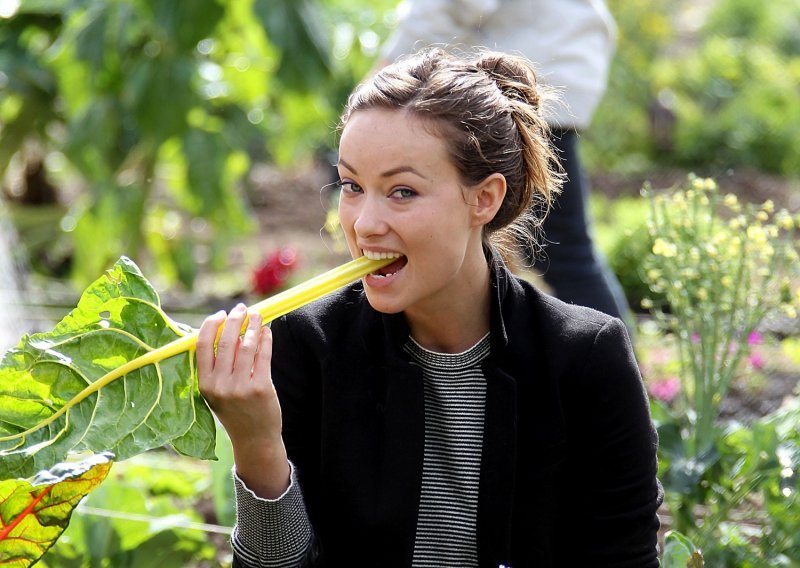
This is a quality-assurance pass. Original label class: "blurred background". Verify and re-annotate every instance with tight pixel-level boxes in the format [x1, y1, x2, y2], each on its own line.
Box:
[1, 0, 798, 333]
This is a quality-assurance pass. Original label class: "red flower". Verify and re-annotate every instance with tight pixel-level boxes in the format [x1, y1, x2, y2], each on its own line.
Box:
[251, 247, 299, 295]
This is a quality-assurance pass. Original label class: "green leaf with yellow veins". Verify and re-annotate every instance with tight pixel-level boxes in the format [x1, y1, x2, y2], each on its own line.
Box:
[0, 257, 216, 480]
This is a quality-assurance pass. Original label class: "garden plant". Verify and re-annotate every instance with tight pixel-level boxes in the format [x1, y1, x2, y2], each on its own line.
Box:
[643, 175, 800, 566]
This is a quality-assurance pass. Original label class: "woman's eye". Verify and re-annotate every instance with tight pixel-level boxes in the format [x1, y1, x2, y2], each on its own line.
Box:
[337, 180, 362, 194]
[391, 187, 417, 199]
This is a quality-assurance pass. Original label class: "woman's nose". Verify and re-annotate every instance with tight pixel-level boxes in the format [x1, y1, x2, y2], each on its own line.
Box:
[353, 196, 388, 238]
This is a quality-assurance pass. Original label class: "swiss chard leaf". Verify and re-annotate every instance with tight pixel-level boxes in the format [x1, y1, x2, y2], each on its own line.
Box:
[0, 452, 113, 567]
[0, 257, 215, 480]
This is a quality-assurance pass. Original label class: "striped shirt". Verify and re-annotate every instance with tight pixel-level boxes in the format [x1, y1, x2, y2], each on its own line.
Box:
[404, 333, 490, 567]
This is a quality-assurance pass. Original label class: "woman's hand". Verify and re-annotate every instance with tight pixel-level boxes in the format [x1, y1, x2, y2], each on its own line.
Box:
[197, 303, 290, 498]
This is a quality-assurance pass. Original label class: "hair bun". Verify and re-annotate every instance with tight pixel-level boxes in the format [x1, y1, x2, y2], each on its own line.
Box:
[474, 52, 542, 109]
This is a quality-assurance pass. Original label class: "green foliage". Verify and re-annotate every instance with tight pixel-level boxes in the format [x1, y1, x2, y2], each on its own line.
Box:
[661, 531, 704, 567]
[0, 0, 397, 289]
[0, 257, 216, 481]
[0, 453, 112, 568]
[658, 34, 800, 176]
[584, 0, 800, 177]
[644, 175, 800, 565]
[643, 175, 799, 456]
[655, 398, 800, 566]
[582, 0, 679, 172]
[591, 193, 655, 310]
[210, 427, 236, 528]
[41, 453, 221, 567]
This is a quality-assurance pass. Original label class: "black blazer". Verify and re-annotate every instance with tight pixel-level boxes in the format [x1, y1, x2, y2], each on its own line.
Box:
[257, 254, 662, 567]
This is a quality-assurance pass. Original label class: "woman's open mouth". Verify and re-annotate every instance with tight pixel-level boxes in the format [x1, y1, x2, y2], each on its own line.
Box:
[362, 250, 407, 279]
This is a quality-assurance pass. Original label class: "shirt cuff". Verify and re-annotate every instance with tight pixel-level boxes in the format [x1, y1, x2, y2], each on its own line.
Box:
[231, 462, 312, 568]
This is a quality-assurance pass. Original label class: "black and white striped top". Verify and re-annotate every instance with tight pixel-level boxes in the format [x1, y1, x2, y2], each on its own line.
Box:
[404, 333, 490, 567]
[231, 333, 490, 568]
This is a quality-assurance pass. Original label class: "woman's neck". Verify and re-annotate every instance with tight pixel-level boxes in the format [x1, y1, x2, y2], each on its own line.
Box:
[404, 254, 492, 354]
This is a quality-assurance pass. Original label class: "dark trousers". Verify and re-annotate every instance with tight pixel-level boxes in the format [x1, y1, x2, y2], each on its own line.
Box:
[531, 129, 632, 327]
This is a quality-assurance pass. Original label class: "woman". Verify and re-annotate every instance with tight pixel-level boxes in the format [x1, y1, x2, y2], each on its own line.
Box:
[197, 48, 662, 567]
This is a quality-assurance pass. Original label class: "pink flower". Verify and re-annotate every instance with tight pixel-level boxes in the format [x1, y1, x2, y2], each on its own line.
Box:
[251, 247, 299, 295]
[649, 377, 681, 403]
[691, 331, 701, 344]
[747, 331, 763, 346]
[748, 352, 765, 370]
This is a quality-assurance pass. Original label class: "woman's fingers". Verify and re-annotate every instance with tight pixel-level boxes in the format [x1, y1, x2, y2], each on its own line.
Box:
[214, 303, 248, 373]
[197, 310, 227, 386]
[236, 311, 263, 378]
[251, 322, 273, 381]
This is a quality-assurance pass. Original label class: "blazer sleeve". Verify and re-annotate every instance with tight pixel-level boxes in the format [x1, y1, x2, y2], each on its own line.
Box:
[566, 317, 663, 567]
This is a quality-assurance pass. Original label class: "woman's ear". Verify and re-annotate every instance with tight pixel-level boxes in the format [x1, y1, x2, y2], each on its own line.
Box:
[470, 173, 507, 227]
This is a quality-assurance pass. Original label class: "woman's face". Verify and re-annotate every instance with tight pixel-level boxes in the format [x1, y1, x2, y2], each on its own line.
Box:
[337, 109, 488, 316]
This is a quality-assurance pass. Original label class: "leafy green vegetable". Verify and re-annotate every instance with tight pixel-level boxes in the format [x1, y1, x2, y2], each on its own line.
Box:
[0, 253, 391, 565]
[0, 257, 216, 480]
[0, 452, 113, 567]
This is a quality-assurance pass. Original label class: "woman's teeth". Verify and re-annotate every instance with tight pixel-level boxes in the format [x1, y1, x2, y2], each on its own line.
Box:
[362, 250, 402, 260]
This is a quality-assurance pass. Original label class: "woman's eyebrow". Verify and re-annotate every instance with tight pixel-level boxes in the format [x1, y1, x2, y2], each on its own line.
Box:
[380, 165, 429, 180]
[338, 157, 358, 174]
[338, 158, 429, 180]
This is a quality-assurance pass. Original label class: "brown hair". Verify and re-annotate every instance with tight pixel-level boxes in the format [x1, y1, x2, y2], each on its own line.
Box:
[338, 47, 563, 265]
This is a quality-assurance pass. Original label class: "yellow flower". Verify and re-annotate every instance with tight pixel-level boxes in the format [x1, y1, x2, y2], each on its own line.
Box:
[756, 210, 769, 222]
[762, 199, 775, 214]
[783, 305, 798, 319]
[653, 238, 677, 257]
[647, 269, 661, 281]
[723, 194, 739, 209]
[641, 298, 654, 310]
[696, 288, 708, 301]
[721, 275, 734, 288]
[776, 211, 794, 230]
[747, 225, 768, 245]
